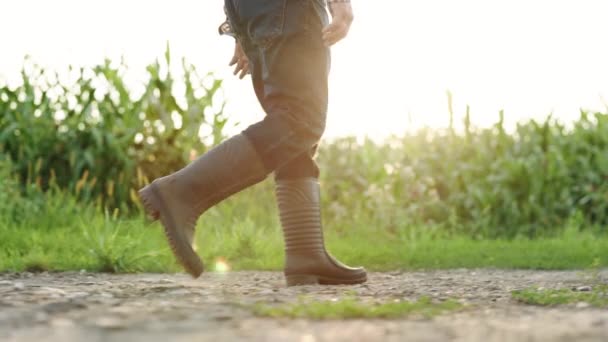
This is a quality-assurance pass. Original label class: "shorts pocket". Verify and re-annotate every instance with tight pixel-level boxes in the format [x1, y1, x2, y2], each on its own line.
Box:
[236, 0, 287, 46]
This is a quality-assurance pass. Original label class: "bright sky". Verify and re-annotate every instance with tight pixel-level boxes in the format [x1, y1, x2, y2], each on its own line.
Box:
[2, 0, 607, 138]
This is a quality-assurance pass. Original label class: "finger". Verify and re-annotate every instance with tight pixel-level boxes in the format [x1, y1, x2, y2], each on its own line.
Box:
[241, 61, 250, 78]
[323, 27, 347, 46]
[322, 22, 340, 37]
[233, 59, 246, 76]
[234, 61, 248, 79]
[239, 64, 248, 79]
[229, 54, 238, 66]
[322, 23, 348, 45]
[326, 34, 344, 46]
[322, 31, 336, 46]
[323, 17, 351, 34]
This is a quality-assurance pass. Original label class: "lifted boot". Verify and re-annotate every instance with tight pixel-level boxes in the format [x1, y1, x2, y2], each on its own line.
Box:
[139, 134, 268, 278]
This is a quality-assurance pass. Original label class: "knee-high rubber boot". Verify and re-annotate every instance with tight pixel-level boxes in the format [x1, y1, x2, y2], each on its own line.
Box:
[275, 178, 367, 286]
[138, 134, 268, 278]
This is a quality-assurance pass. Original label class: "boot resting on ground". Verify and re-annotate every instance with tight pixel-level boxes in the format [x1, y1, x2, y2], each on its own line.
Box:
[275, 177, 367, 286]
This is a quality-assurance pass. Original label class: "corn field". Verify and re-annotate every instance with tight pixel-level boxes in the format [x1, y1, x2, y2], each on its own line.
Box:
[319, 110, 608, 237]
[1, 52, 608, 237]
[0, 47, 227, 212]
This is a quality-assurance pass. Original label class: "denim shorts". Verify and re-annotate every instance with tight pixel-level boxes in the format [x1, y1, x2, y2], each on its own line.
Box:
[224, 0, 331, 180]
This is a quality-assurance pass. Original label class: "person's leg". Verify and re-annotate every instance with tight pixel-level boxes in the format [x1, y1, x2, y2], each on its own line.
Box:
[138, 0, 364, 282]
[136, 2, 274, 278]
[238, 7, 321, 182]
[244, 25, 320, 181]
[136, 0, 321, 279]
[232, 0, 366, 286]
[226, 0, 329, 175]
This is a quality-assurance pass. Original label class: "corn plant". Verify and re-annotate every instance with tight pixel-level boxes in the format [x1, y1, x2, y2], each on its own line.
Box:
[0, 45, 227, 212]
[319, 111, 608, 238]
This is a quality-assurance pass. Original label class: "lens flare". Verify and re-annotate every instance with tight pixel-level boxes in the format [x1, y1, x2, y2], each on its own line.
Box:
[214, 257, 231, 273]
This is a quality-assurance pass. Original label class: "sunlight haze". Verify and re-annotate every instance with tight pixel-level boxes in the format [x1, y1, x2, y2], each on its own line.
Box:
[2, 0, 607, 139]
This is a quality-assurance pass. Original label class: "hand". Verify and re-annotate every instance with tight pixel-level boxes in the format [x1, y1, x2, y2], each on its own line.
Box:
[322, 1, 354, 47]
[229, 41, 249, 79]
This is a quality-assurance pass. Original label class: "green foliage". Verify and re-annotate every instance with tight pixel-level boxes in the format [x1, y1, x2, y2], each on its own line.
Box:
[320, 111, 608, 238]
[2, 54, 608, 238]
[0, 45, 227, 212]
[252, 296, 462, 319]
[512, 286, 608, 307]
[81, 210, 167, 273]
[0, 155, 44, 224]
[2, 181, 608, 273]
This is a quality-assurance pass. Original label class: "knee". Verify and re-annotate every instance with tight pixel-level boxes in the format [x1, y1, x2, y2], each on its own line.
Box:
[297, 116, 325, 146]
[274, 102, 326, 147]
[241, 100, 326, 171]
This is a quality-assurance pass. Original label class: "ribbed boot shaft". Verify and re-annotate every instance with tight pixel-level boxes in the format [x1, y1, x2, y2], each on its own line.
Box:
[275, 177, 367, 285]
[275, 178, 325, 252]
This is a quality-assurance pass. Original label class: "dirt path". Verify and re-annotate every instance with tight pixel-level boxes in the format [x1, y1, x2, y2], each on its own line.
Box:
[1, 270, 607, 341]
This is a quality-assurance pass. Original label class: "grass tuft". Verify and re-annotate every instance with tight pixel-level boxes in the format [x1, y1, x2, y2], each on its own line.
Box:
[512, 286, 608, 308]
[252, 296, 462, 319]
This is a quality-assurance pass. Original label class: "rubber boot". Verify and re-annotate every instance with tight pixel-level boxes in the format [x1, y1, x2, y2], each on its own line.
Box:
[276, 177, 367, 286]
[138, 134, 268, 278]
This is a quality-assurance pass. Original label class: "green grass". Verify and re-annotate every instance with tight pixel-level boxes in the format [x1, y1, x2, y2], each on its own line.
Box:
[3, 223, 608, 273]
[2, 183, 608, 273]
[0, 215, 177, 273]
[251, 296, 462, 319]
[512, 286, 608, 308]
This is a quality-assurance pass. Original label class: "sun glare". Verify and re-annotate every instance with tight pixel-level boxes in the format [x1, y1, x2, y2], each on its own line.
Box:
[214, 258, 231, 273]
[1, 0, 607, 139]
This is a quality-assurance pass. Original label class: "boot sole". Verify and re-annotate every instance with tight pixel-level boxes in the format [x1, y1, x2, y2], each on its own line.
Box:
[286, 274, 368, 287]
[138, 184, 204, 278]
